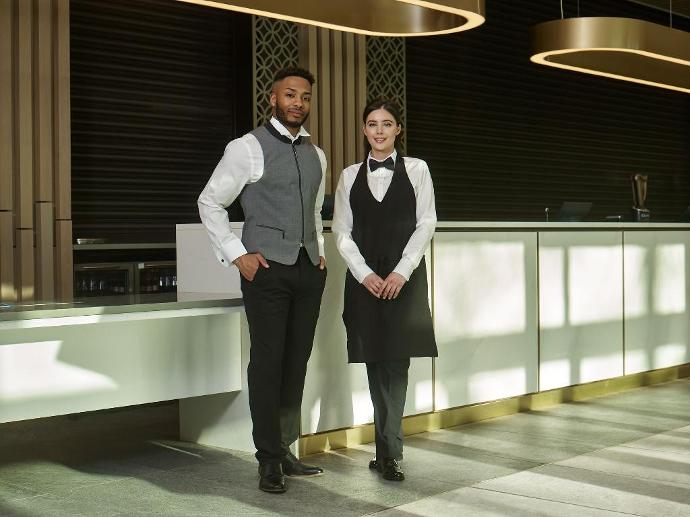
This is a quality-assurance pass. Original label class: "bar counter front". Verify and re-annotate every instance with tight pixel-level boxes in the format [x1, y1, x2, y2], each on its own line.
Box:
[3, 222, 689, 456]
[177, 221, 690, 454]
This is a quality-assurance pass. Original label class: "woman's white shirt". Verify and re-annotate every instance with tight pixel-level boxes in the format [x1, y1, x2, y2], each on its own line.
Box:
[332, 151, 437, 283]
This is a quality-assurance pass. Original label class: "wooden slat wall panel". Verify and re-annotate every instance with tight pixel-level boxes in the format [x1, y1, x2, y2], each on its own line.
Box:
[35, 202, 55, 300]
[54, 219, 73, 300]
[16, 229, 34, 301]
[35, 0, 53, 202]
[0, 212, 14, 301]
[299, 28, 367, 192]
[355, 35, 367, 163]
[1, 0, 71, 302]
[330, 31, 344, 184]
[406, 0, 690, 222]
[53, 0, 70, 220]
[70, 0, 249, 243]
[299, 26, 319, 149]
[317, 28, 332, 190]
[343, 33, 357, 171]
[0, 0, 12, 211]
[16, 0, 33, 229]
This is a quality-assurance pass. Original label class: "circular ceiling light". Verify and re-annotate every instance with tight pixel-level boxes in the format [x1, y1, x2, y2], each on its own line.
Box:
[531, 17, 690, 94]
[175, 0, 485, 37]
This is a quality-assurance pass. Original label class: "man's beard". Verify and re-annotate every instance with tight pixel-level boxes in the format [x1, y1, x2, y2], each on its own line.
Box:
[275, 104, 309, 128]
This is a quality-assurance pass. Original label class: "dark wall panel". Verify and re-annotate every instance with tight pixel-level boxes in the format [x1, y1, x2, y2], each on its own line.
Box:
[71, 0, 251, 243]
[406, 0, 690, 222]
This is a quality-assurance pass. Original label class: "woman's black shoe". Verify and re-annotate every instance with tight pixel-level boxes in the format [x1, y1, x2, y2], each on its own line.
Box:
[382, 459, 405, 481]
[258, 463, 286, 493]
[368, 458, 382, 472]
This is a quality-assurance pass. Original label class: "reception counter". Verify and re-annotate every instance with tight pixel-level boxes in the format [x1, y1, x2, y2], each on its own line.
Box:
[3, 222, 688, 454]
[177, 222, 690, 454]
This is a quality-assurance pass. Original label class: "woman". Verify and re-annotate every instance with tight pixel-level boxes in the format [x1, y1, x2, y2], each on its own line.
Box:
[333, 98, 438, 481]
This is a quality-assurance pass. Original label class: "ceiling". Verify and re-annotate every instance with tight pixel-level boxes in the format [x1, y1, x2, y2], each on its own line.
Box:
[629, 0, 690, 19]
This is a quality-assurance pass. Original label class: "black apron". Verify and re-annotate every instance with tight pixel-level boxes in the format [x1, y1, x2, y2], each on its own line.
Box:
[343, 156, 438, 363]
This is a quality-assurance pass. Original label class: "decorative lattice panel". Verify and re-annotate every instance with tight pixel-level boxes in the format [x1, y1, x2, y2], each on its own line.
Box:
[366, 37, 407, 152]
[253, 16, 299, 127]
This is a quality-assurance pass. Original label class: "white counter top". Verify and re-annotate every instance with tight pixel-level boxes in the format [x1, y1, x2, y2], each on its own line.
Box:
[434, 221, 690, 230]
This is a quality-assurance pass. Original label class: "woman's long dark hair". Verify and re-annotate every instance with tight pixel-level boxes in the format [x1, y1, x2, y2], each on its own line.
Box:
[362, 97, 404, 160]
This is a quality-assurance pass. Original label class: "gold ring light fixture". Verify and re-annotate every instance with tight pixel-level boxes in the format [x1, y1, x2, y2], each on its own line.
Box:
[174, 0, 485, 37]
[531, 4, 690, 94]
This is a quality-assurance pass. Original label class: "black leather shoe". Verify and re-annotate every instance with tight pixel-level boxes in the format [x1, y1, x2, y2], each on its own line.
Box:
[369, 458, 382, 472]
[382, 458, 405, 481]
[282, 451, 323, 476]
[258, 463, 286, 493]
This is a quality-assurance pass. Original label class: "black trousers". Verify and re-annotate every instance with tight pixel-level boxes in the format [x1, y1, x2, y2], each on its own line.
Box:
[366, 359, 410, 461]
[241, 249, 326, 464]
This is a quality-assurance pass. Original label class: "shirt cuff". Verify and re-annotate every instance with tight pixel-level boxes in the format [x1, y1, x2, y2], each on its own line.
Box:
[393, 258, 414, 281]
[352, 263, 375, 284]
[218, 239, 248, 267]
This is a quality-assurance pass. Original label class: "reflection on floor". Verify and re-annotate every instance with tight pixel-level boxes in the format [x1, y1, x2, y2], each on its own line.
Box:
[1, 378, 689, 516]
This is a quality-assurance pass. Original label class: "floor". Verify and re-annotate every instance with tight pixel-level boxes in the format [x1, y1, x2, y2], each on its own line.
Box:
[1, 378, 689, 516]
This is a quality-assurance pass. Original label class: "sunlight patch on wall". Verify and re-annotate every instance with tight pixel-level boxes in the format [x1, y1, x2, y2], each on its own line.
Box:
[654, 343, 688, 369]
[436, 241, 527, 339]
[653, 244, 686, 315]
[625, 348, 648, 374]
[540, 358, 571, 391]
[309, 398, 321, 433]
[624, 244, 649, 319]
[0, 340, 117, 403]
[352, 388, 374, 425]
[540, 247, 566, 329]
[568, 246, 622, 326]
[434, 382, 449, 410]
[580, 352, 623, 384]
[468, 367, 526, 402]
[414, 379, 434, 412]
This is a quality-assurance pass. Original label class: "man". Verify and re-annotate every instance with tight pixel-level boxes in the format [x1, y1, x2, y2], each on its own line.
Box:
[198, 67, 327, 494]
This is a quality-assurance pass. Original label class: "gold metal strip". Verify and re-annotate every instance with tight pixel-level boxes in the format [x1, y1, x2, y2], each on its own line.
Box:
[531, 17, 690, 94]
[175, 0, 485, 37]
[299, 362, 690, 456]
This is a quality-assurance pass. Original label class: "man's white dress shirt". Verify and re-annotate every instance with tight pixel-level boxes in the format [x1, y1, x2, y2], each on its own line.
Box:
[332, 150, 437, 283]
[198, 117, 327, 267]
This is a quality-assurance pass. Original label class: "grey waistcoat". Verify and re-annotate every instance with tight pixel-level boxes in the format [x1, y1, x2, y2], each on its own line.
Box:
[239, 125, 322, 266]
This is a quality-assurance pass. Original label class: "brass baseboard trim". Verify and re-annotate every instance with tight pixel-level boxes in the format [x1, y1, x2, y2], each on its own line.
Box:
[299, 363, 690, 456]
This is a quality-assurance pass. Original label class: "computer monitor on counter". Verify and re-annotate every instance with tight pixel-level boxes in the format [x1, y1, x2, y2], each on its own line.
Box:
[556, 201, 592, 222]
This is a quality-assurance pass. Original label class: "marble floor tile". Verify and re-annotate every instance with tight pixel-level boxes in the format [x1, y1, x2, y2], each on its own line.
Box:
[554, 444, 690, 486]
[476, 463, 690, 516]
[370, 486, 634, 517]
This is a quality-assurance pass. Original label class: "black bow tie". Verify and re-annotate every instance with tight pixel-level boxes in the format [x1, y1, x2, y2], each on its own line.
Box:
[369, 157, 394, 172]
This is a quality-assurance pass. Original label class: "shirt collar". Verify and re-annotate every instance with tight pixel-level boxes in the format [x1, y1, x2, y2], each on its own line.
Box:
[270, 116, 310, 142]
[367, 150, 397, 172]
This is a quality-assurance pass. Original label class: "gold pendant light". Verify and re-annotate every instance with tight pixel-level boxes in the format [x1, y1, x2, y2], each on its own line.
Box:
[531, 16, 690, 94]
[174, 0, 485, 36]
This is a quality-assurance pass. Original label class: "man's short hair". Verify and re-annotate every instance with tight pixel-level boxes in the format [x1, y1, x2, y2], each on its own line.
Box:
[272, 66, 315, 86]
